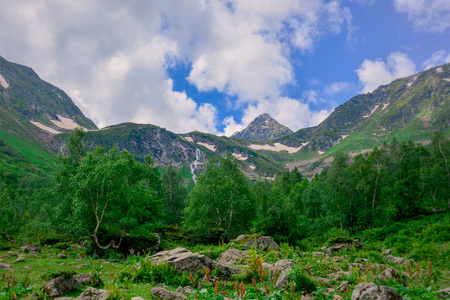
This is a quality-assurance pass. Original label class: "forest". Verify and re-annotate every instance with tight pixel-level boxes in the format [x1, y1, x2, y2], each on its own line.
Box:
[0, 130, 449, 299]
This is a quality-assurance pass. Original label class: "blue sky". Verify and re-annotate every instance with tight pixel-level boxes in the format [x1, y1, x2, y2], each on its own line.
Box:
[0, 0, 449, 135]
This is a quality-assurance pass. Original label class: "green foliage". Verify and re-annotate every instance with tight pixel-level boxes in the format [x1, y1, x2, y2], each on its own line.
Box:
[288, 265, 316, 293]
[119, 259, 190, 286]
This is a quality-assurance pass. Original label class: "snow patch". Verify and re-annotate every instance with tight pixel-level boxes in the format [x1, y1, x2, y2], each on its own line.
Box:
[249, 142, 307, 154]
[0, 74, 9, 89]
[382, 103, 389, 110]
[184, 136, 194, 142]
[444, 78, 450, 83]
[436, 67, 443, 73]
[341, 134, 348, 140]
[249, 165, 256, 170]
[232, 153, 248, 161]
[30, 121, 61, 134]
[407, 76, 417, 87]
[318, 151, 324, 155]
[363, 105, 379, 118]
[197, 142, 216, 152]
[51, 115, 81, 130]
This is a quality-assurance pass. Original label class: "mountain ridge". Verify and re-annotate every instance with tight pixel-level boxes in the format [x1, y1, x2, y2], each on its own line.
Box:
[232, 113, 293, 140]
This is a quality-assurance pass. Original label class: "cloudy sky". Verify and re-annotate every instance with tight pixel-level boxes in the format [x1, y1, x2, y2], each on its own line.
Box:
[0, 0, 449, 135]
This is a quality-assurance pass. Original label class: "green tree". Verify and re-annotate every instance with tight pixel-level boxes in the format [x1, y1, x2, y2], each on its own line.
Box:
[161, 165, 187, 225]
[183, 154, 254, 239]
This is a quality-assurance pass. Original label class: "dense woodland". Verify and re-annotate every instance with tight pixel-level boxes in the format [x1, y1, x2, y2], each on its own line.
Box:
[1, 129, 449, 253]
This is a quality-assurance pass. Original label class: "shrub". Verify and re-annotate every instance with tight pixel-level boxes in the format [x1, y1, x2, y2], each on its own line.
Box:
[288, 265, 316, 293]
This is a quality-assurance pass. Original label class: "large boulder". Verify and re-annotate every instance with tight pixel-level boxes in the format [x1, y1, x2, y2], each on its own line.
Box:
[239, 236, 279, 251]
[76, 287, 109, 300]
[20, 244, 41, 254]
[386, 255, 405, 265]
[149, 248, 243, 278]
[351, 282, 403, 300]
[39, 273, 96, 298]
[217, 248, 248, 266]
[273, 260, 298, 289]
[151, 287, 188, 300]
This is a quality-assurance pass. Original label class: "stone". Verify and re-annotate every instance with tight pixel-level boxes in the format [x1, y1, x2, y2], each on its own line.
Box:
[55, 297, 76, 300]
[274, 259, 297, 271]
[76, 263, 91, 269]
[40, 276, 82, 297]
[0, 263, 12, 269]
[274, 269, 291, 289]
[382, 249, 393, 256]
[351, 282, 403, 300]
[386, 255, 405, 265]
[336, 281, 349, 293]
[57, 253, 68, 259]
[378, 268, 403, 282]
[176, 286, 196, 294]
[438, 288, 450, 299]
[149, 248, 243, 278]
[235, 235, 247, 243]
[334, 295, 344, 300]
[20, 244, 41, 253]
[7, 251, 18, 256]
[131, 297, 146, 300]
[354, 258, 371, 263]
[240, 236, 280, 251]
[13, 256, 26, 263]
[217, 248, 248, 266]
[76, 287, 109, 300]
[151, 287, 188, 300]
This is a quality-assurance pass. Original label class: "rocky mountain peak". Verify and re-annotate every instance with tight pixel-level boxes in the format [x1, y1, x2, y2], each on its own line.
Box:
[232, 113, 293, 140]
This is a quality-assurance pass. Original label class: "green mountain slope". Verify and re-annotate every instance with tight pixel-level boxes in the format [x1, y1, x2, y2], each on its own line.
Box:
[232, 113, 293, 140]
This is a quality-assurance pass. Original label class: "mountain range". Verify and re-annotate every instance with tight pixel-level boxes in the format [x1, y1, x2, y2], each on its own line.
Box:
[0, 55, 449, 181]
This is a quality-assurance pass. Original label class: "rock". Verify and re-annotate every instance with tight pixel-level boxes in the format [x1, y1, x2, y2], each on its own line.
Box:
[1, 254, 9, 259]
[235, 235, 247, 243]
[262, 262, 274, 272]
[313, 252, 324, 257]
[274, 269, 291, 289]
[57, 254, 68, 259]
[378, 268, 403, 282]
[156, 284, 170, 290]
[151, 287, 188, 300]
[274, 259, 297, 271]
[7, 251, 19, 256]
[217, 248, 248, 266]
[40, 276, 82, 297]
[131, 297, 146, 300]
[351, 282, 403, 300]
[382, 249, 393, 256]
[55, 297, 76, 300]
[354, 258, 371, 263]
[386, 255, 405, 265]
[13, 256, 26, 263]
[239, 235, 280, 251]
[314, 276, 331, 286]
[20, 244, 41, 253]
[59, 263, 65, 266]
[336, 281, 349, 293]
[74, 274, 100, 285]
[76, 287, 109, 300]
[0, 263, 12, 269]
[149, 248, 243, 278]
[334, 295, 344, 300]
[326, 243, 351, 253]
[438, 288, 450, 299]
[176, 286, 196, 294]
[76, 263, 91, 269]
[328, 271, 350, 281]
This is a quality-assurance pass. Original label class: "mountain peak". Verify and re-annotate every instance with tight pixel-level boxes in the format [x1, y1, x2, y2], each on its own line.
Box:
[232, 114, 293, 140]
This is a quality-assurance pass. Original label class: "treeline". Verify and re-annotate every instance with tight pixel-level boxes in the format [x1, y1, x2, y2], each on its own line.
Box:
[0, 129, 449, 251]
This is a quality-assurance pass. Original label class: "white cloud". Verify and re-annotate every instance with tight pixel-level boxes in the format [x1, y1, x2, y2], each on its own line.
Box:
[0, 0, 352, 134]
[422, 50, 450, 70]
[394, 0, 450, 32]
[323, 81, 353, 95]
[356, 52, 416, 93]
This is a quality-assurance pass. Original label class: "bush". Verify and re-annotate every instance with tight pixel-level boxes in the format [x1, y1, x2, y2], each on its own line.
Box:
[288, 265, 316, 293]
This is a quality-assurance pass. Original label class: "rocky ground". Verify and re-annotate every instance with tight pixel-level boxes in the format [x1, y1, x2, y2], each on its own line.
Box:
[0, 235, 449, 299]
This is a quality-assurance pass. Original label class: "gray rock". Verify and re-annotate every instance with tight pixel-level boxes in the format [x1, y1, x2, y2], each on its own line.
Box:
[334, 295, 344, 300]
[351, 282, 403, 300]
[54, 297, 76, 300]
[274, 269, 291, 289]
[149, 248, 243, 278]
[7, 251, 19, 256]
[336, 281, 349, 293]
[40, 276, 82, 297]
[382, 249, 393, 256]
[438, 288, 450, 299]
[176, 286, 196, 294]
[13, 256, 26, 263]
[217, 248, 248, 266]
[354, 258, 371, 263]
[386, 255, 405, 265]
[378, 268, 403, 282]
[0, 263, 12, 269]
[131, 297, 146, 300]
[76, 287, 109, 300]
[241, 236, 280, 251]
[151, 287, 188, 300]
[57, 253, 68, 259]
[20, 244, 41, 253]
[274, 259, 297, 271]
[235, 235, 247, 243]
[76, 263, 91, 269]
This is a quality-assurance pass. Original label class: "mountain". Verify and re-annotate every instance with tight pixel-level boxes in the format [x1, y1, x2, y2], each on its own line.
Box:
[0, 54, 448, 180]
[232, 113, 293, 140]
